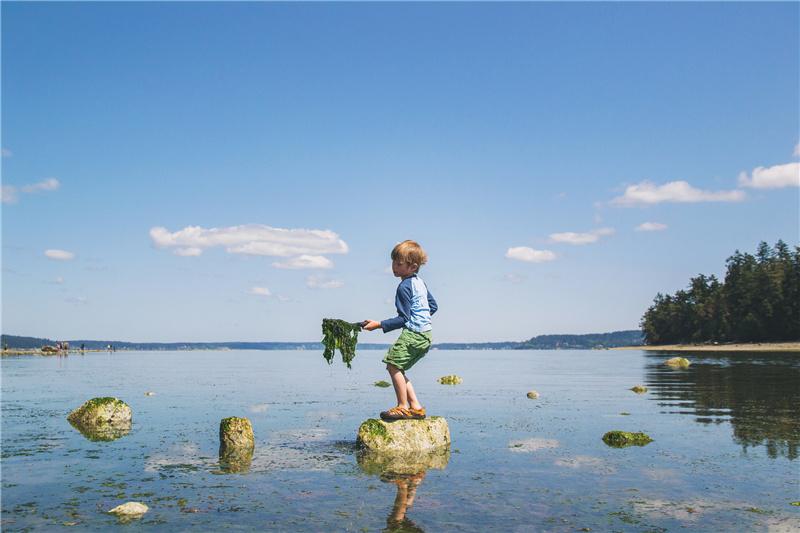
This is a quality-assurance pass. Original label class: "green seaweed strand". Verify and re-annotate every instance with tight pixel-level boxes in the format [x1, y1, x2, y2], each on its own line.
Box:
[321, 318, 360, 369]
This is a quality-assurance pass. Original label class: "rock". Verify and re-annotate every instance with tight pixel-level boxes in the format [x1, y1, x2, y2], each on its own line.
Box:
[373, 380, 391, 388]
[145, 392, 155, 396]
[437, 375, 462, 385]
[664, 357, 690, 368]
[42, 345, 58, 354]
[356, 417, 450, 453]
[67, 397, 132, 442]
[219, 446, 254, 473]
[602, 430, 653, 448]
[108, 502, 148, 516]
[630, 386, 647, 394]
[219, 417, 254, 451]
[526, 390, 539, 399]
[68, 397, 131, 426]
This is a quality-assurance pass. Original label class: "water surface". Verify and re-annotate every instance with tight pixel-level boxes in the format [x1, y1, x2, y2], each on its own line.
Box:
[2, 349, 798, 531]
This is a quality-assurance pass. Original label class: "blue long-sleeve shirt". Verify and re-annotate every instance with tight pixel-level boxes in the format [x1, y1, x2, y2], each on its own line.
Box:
[381, 274, 438, 333]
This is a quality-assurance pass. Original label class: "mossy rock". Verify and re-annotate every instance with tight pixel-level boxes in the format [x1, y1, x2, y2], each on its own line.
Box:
[373, 380, 391, 388]
[630, 386, 647, 394]
[437, 375, 463, 385]
[42, 345, 58, 354]
[219, 416, 254, 451]
[602, 431, 653, 448]
[356, 417, 450, 452]
[664, 357, 691, 368]
[68, 397, 131, 426]
[526, 390, 540, 399]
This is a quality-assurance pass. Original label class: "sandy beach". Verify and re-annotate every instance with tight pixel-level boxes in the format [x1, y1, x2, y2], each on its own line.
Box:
[615, 341, 800, 352]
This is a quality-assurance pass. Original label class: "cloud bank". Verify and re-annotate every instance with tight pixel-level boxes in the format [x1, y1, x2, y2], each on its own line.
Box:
[505, 246, 560, 263]
[3, 178, 60, 205]
[150, 224, 349, 268]
[737, 162, 799, 189]
[548, 228, 614, 245]
[610, 180, 746, 208]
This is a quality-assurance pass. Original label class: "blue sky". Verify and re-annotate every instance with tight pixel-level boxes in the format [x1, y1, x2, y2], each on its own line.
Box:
[2, 2, 798, 344]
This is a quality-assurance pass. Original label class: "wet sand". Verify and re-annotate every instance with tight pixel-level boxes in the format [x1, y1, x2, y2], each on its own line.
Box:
[615, 342, 800, 352]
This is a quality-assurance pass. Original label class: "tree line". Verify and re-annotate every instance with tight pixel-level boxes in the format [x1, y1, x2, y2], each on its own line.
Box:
[640, 240, 800, 345]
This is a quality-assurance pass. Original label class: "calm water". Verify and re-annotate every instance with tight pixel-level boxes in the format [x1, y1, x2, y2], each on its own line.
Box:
[2, 348, 798, 532]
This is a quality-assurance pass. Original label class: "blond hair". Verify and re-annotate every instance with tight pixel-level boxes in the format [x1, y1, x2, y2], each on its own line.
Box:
[391, 240, 428, 271]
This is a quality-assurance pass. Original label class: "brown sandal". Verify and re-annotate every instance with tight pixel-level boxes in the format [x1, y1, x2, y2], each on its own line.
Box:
[380, 407, 413, 420]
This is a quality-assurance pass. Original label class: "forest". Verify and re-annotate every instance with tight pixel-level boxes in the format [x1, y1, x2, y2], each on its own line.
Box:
[640, 240, 800, 345]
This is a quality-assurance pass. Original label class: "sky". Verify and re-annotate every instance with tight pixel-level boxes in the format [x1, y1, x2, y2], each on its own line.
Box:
[2, 1, 798, 344]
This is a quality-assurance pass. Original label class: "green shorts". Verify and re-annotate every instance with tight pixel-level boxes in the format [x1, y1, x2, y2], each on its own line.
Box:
[382, 329, 432, 373]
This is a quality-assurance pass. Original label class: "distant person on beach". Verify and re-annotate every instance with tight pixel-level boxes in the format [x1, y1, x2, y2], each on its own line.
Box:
[363, 240, 438, 421]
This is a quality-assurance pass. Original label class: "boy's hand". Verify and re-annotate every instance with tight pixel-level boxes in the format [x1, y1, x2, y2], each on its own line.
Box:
[362, 319, 381, 331]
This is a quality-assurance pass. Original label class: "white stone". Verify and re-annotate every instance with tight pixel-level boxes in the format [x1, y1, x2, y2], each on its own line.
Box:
[108, 502, 148, 516]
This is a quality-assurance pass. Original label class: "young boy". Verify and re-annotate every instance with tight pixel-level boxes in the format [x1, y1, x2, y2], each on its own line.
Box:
[363, 240, 438, 421]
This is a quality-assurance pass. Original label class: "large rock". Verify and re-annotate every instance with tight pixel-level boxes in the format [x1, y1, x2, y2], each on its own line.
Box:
[664, 357, 691, 368]
[67, 397, 132, 441]
[602, 430, 653, 448]
[356, 417, 450, 453]
[219, 417, 254, 451]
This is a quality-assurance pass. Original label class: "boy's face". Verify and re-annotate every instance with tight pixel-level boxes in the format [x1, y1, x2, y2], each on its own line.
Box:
[391, 259, 417, 279]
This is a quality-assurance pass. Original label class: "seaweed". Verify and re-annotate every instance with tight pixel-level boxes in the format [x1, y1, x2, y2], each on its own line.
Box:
[321, 318, 361, 369]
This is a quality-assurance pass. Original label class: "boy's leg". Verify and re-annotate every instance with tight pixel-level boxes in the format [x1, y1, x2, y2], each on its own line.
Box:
[387, 363, 422, 412]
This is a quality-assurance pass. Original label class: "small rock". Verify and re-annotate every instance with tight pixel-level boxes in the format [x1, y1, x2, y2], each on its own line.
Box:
[145, 392, 155, 396]
[437, 375, 462, 385]
[630, 386, 647, 394]
[664, 357, 690, 368]
[219, 417, 254, 451]
[373, 381, 391, 388]
[602, 430, 653, 448]
[108, 502, 148, 516]
[526, 390, 539, 399]
[357, 417, 450, 452]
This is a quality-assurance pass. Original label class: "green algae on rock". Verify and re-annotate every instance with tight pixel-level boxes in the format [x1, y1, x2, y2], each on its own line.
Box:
[356, 417, 450, 453]
[437, 375, 463, 385]
[630, 386, 647, 394]
[322, 318, 361, 369]
[67, 397, 132, 441]
[664, 357, 691, 368]
[602, 430, 653, 448]
[373, 380, 391, 388]
[219, 416, 254, 451]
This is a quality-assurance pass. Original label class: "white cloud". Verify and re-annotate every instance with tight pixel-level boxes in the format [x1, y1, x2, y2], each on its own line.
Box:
[609, 180, 746, 207]
[45, 249, 76, 260]
[20, 178, 60, 193]
[277, 295, 292, 302]
[505, 246, 560, 263]
[548, 227, 615, 245]
[2, 185, 18, 205]
[245, 286, 272, 296]
[173, 247, 203, 257]
[149, 224, 349, 261]
[306, 274, 346, 289]
[635, 222, 668, 232]
[272, 255, 333, 270]
[3, 178, 60, 205]
[502, 274, 524, 284]
[2, 149, 12, 157]
[737, 162, 799, 189]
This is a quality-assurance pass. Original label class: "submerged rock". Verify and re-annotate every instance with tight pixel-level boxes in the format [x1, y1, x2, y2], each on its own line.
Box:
[602, 430, 653, 448]
[356, 417, 450, 453]
[664, 357, 691, 368]
[630, 386, 647, 394]
[437, 375, 462, 385]
[219, 416, 254, 451]
[108, 502, 148, 516]
[526, 390, 540, 399]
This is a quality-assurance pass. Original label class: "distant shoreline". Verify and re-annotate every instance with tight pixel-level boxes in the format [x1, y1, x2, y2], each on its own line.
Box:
[614, 341, 800, 352]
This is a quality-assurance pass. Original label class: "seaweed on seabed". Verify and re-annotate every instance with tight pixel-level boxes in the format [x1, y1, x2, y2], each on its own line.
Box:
[322, 318, 361, 369]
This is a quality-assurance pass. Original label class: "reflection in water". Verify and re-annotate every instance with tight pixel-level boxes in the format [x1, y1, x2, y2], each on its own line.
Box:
[67, 419, 131, 442]
[218, 446, 254, 473]
[644, 351, 800, 459]
[357, 447, 450, 532]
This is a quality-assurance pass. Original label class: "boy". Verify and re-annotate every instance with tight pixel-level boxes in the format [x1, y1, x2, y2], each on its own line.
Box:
[363, 240, 438, 421]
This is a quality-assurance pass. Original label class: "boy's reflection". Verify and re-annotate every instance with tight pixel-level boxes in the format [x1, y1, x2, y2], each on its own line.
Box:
[357, 448, 449, 533]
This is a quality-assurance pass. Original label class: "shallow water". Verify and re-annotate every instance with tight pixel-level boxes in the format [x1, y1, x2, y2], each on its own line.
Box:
[2, 348, 798, 531]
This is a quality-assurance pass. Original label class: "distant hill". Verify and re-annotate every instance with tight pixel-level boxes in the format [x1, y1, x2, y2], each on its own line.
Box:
[2, 330, 644, 351]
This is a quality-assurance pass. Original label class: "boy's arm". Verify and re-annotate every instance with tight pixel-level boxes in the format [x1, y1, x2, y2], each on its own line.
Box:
[381, 282, 412, 332]
[427, 287, 438, 315]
